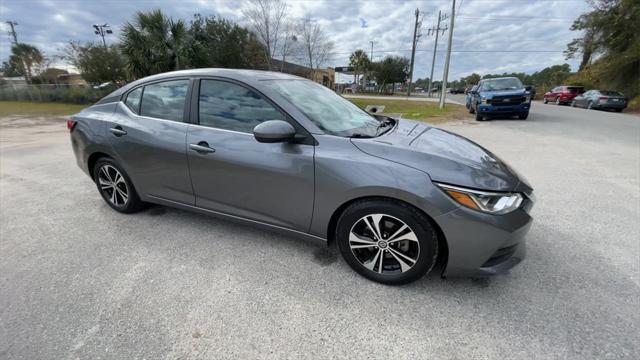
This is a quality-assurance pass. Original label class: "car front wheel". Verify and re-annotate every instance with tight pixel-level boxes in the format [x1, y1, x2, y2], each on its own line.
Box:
[93, 158, 144, 213]
[543, 97, 548, 104]
[555, 97, 561, 105]
[336, 199, 439, 285]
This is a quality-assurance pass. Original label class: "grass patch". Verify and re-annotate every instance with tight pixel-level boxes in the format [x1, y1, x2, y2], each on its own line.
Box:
[347, 97, 467, 123]
[0, 101, 87, 117]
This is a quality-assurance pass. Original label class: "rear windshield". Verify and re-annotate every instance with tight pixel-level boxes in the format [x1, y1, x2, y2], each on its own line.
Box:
[600, 91, 623, 96]
[567, 87, 584, 93]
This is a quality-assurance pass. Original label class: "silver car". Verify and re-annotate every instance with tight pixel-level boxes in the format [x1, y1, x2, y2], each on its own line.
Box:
[69, 69, 534, 285]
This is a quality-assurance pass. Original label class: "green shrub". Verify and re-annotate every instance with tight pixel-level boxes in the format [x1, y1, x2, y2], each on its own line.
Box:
[0, 86, 113, 105]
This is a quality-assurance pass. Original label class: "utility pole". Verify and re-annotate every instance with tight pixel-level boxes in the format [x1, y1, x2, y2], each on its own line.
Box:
[92, 24, 113, 48]
[5, 21, 18, 44]
[370, 41, 374, 59]
[439, 0, 456, 109]
[406, 8, 422, 97]
[426, 11, 448, 98]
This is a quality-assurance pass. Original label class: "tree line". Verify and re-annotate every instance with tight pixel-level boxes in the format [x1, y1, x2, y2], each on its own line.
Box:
[1, 0, 334, 86]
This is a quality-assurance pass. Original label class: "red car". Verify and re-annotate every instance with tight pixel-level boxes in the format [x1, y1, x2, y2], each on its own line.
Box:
[543, 86, 584, 105]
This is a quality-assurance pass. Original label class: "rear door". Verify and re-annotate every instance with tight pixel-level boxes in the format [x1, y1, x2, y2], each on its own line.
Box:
[107, 79, 194, 205]
[186, 78, 315, 232]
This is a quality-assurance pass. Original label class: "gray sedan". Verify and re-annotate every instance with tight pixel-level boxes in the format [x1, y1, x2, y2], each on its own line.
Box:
[69, 69, 534, 285]
[571, 89, 628, 111]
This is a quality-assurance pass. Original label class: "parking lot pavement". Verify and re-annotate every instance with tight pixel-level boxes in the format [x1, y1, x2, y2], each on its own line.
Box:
[1, 104, 638, 359]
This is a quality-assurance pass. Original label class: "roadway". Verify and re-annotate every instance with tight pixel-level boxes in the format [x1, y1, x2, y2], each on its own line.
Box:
[1, 102, 638, 359]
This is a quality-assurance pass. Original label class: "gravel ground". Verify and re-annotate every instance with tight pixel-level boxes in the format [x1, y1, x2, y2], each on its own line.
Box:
[1, 102, 638, 359]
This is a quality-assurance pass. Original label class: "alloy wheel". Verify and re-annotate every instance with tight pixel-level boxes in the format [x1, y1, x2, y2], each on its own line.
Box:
[97, 164, 129, 206]
[348, 214, 420, 275]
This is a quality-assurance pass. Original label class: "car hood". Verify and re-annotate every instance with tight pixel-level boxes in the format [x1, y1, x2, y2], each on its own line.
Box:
[480, 89, 527, 98]
[351, 119, 531, 193]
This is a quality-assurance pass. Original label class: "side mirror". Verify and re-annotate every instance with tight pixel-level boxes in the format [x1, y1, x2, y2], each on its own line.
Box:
[253, 120, 296, 143]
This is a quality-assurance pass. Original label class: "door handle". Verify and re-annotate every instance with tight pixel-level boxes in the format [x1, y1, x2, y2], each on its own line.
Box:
[189, 141, 216, 154]
[109, 126, 127, 136]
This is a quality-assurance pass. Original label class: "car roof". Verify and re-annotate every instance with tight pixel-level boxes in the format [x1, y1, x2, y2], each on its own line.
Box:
[104, 68, 306, 100]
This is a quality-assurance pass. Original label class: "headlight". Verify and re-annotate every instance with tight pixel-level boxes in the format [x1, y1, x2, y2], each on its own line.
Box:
[435, 183, 523, 214]
[482, 97, 491, 104]
[524, 96, 531, 102]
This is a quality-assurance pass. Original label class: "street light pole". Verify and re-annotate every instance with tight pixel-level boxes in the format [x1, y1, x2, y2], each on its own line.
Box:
[439, 0, 456, 109]
[93, 24, 113, 48]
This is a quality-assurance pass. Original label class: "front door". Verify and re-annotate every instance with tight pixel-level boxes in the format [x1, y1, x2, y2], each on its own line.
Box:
[107, 79, 194, 205]
[186, 78, 315, 232]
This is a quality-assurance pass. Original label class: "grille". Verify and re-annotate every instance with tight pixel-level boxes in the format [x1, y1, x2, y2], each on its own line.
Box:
[481, 244, 518, 267]
[490, 96, 525, 106]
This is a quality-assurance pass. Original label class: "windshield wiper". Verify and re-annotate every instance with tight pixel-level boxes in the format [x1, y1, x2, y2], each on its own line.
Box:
[350, 133, 373, 138]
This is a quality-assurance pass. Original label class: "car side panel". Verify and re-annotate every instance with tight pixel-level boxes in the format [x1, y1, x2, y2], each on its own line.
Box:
[309, 135, 457, 239]
[106, 103, 194, 205]
[70, 102, 116, 176]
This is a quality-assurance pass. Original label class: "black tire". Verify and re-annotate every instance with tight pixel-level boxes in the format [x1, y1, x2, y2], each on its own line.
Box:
[469, 104, 475, 114]
[518, 112, 528, 120]
[614, 108, 623, 112]
[93, 157, 144, 213]
[587, 101, 593, 110]
[475, 111, 485, 121]
[543, 97, 548, 104]
[336, 199, 439, 285]
[555, 97, 561, 105]
[570, 100, 576, 107]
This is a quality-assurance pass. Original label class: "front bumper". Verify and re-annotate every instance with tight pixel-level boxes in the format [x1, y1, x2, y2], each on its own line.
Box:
[478, 102, 530, 115]
[435, 192, 534, 277]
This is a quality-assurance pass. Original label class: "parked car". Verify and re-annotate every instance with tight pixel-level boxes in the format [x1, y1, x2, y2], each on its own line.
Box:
[571, 90, 627, 112]
[465, 85, 478, 112]
[69, 69, 534, 285]
[524, 85, 536, 99]
[468, 77, 532, 121]
[543, 86, 584, 105]
[450, 88, 465, 94]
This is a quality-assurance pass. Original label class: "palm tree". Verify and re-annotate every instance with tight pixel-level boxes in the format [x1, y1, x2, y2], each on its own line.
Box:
[120, 9, 192, 79]
[10, 44, 44, 83]
[349, 49, 371, 90]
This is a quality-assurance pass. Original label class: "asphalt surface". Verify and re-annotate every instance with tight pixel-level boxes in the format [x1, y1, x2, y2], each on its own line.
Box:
[1, 102, 639, 359]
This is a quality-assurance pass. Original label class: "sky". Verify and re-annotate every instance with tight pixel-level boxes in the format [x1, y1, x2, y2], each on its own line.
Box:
[0, 0, 592, 82]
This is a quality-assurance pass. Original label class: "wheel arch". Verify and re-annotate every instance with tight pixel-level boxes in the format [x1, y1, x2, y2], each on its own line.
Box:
[87, 151, 113, 181]
[325, 195, 449, 271]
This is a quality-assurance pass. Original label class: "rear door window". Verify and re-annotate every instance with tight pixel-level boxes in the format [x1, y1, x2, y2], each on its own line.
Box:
[124, 87, 143, 114]
[140, 80, 189, 122]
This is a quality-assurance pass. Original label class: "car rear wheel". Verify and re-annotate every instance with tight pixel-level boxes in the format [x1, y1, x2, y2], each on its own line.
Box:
[469, 104, 475, 114]
[570, 100, 576, 107]
[587, 101, 593, 110]
[93, 158, 144, 213]
[336, 199, 438, 285]
[543, 97, 548, 104]
[555, 97, 561, 105]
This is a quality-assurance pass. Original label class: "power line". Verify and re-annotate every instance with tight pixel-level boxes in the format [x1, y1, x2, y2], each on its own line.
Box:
[426, 11, 448, 97]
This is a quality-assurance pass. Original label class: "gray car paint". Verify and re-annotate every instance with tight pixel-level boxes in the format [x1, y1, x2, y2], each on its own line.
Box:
[71, 68, 533, 277]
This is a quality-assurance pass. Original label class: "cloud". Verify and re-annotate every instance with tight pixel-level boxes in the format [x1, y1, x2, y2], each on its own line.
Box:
[0, 0, 591, 80]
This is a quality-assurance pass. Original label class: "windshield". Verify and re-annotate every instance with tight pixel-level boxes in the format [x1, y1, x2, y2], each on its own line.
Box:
[263, 79, 380, 137]
[482, 78, 523, 91]
[567, 87, 584, 93]
[600, 90, 623, 96]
